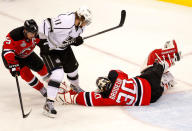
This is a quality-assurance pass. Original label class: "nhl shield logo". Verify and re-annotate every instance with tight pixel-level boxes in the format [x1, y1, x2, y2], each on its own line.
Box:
[21, 41, 26, 47]
[55, 58, 61, 63]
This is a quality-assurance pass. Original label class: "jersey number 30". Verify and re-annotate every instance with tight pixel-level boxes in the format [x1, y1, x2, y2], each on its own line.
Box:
[116, 79, 136, 105]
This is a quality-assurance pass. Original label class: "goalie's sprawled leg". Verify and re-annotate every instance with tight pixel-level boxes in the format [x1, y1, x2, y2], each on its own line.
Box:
[139, 61, 169, 103]
[140, 40, 181, 91]
[141, 40, 181, 73]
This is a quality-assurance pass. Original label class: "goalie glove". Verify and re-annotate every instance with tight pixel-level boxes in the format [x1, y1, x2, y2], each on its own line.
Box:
[56, 82, 78, 104]
[56, 89, 78, 105]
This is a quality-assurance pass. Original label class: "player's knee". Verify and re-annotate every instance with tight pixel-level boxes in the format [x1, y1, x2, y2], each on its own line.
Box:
[37, 64, 50, 81]
[33, 59, 44, 72]
[20, 66, 34, 82]
[50, 68, 64, 83]
[37, 64, 48, 76]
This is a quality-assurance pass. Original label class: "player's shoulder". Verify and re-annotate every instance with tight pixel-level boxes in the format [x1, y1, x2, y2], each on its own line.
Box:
[57, 12, 75, 28]
[108, 69, 128, 83]
[9, 26, 25, 41]
[108, 70, 125, 81]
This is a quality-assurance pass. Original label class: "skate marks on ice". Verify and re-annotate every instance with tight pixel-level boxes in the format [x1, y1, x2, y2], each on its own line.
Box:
[123, 91, 192, 131]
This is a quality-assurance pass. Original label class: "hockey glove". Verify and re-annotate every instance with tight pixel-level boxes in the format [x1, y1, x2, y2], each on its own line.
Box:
[72, 36, 84, 46]
[8, 64, 20, 77]
[56, 83, 78, 105]
[38, 39, 50, 56]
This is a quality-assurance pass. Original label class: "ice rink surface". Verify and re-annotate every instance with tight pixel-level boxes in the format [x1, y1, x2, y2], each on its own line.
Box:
[0, 0, 192, 131]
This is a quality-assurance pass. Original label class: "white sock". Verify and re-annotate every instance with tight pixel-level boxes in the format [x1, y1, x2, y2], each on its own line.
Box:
[47, 86, 59, 101]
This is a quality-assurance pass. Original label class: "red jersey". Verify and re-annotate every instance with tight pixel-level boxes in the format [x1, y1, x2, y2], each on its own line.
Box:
[2, 26, 40, 65]
[75, 70, 151, 106]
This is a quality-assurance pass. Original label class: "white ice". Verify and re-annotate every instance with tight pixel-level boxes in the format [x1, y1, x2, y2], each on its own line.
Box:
[0, 0, 192, 131]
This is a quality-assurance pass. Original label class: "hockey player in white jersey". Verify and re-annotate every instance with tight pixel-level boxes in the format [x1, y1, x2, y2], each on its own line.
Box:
[38, 6, 92, 117]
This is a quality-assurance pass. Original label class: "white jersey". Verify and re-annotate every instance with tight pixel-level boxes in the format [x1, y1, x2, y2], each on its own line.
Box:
[38, 12, 85, 50]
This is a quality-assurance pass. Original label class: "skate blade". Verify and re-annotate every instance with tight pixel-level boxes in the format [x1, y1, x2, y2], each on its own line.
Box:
[43, 110, 56, 118]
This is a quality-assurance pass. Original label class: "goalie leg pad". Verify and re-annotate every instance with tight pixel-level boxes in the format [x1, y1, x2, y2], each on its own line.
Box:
[161, 71, 176, 92]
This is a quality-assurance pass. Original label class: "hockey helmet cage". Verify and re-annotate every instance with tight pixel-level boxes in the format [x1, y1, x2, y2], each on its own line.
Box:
[24, 19, 38, 33]
[77, 6, 92, 26]
[96, 77, 112, 92]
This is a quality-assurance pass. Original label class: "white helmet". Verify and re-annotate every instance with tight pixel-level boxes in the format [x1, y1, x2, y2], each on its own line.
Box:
[77, 6, 92, 26]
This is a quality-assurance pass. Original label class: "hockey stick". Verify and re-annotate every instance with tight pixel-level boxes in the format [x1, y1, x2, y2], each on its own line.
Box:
[15, 75, 31, 118]
[83, 10, 126, 40]
[56, 10, 126, 48]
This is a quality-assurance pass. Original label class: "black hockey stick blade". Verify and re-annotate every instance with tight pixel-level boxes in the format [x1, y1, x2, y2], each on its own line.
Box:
[23, 108, 32, 118]
[119, 10, 126, 27]
[83, 10, 126, 40]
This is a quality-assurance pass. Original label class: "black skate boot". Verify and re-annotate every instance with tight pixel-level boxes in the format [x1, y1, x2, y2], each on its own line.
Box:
[43, 99, 57, 118]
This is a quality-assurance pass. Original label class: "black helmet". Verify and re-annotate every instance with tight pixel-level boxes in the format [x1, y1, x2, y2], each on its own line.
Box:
[24, 19, 38, 33]
[96, 77, 112, 92]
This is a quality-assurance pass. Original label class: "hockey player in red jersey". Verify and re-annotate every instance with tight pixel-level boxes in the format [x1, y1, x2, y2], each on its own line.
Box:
[2, 19, 49, 97]
[56, 40, 181, 106]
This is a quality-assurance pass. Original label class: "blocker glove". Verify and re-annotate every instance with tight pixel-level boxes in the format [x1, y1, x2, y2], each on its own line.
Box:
[9, 64, 20, 77]
[72, 36, 84, 46]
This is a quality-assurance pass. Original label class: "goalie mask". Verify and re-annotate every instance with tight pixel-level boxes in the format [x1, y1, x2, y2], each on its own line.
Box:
[96, 77, 112, 93]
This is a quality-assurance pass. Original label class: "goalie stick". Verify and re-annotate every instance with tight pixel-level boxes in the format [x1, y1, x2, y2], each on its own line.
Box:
[57, 10, 126, 48]
[15, 75, 31, 118]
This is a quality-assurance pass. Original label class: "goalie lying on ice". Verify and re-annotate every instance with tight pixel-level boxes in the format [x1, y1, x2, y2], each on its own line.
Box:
[56, 40, 181, 106]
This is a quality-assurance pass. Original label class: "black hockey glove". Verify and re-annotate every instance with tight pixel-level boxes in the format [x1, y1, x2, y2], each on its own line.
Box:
[72, 36, 84, 46]
[9, 64, 20, 77]
[37, 39, 50, 56]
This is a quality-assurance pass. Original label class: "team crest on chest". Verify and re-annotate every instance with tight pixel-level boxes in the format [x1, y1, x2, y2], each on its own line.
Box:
[21, 41, 26, 47]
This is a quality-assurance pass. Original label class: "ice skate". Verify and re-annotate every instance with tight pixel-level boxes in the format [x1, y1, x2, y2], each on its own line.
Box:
[70, 84, 84, 93]
[43, 99, 57, 118]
